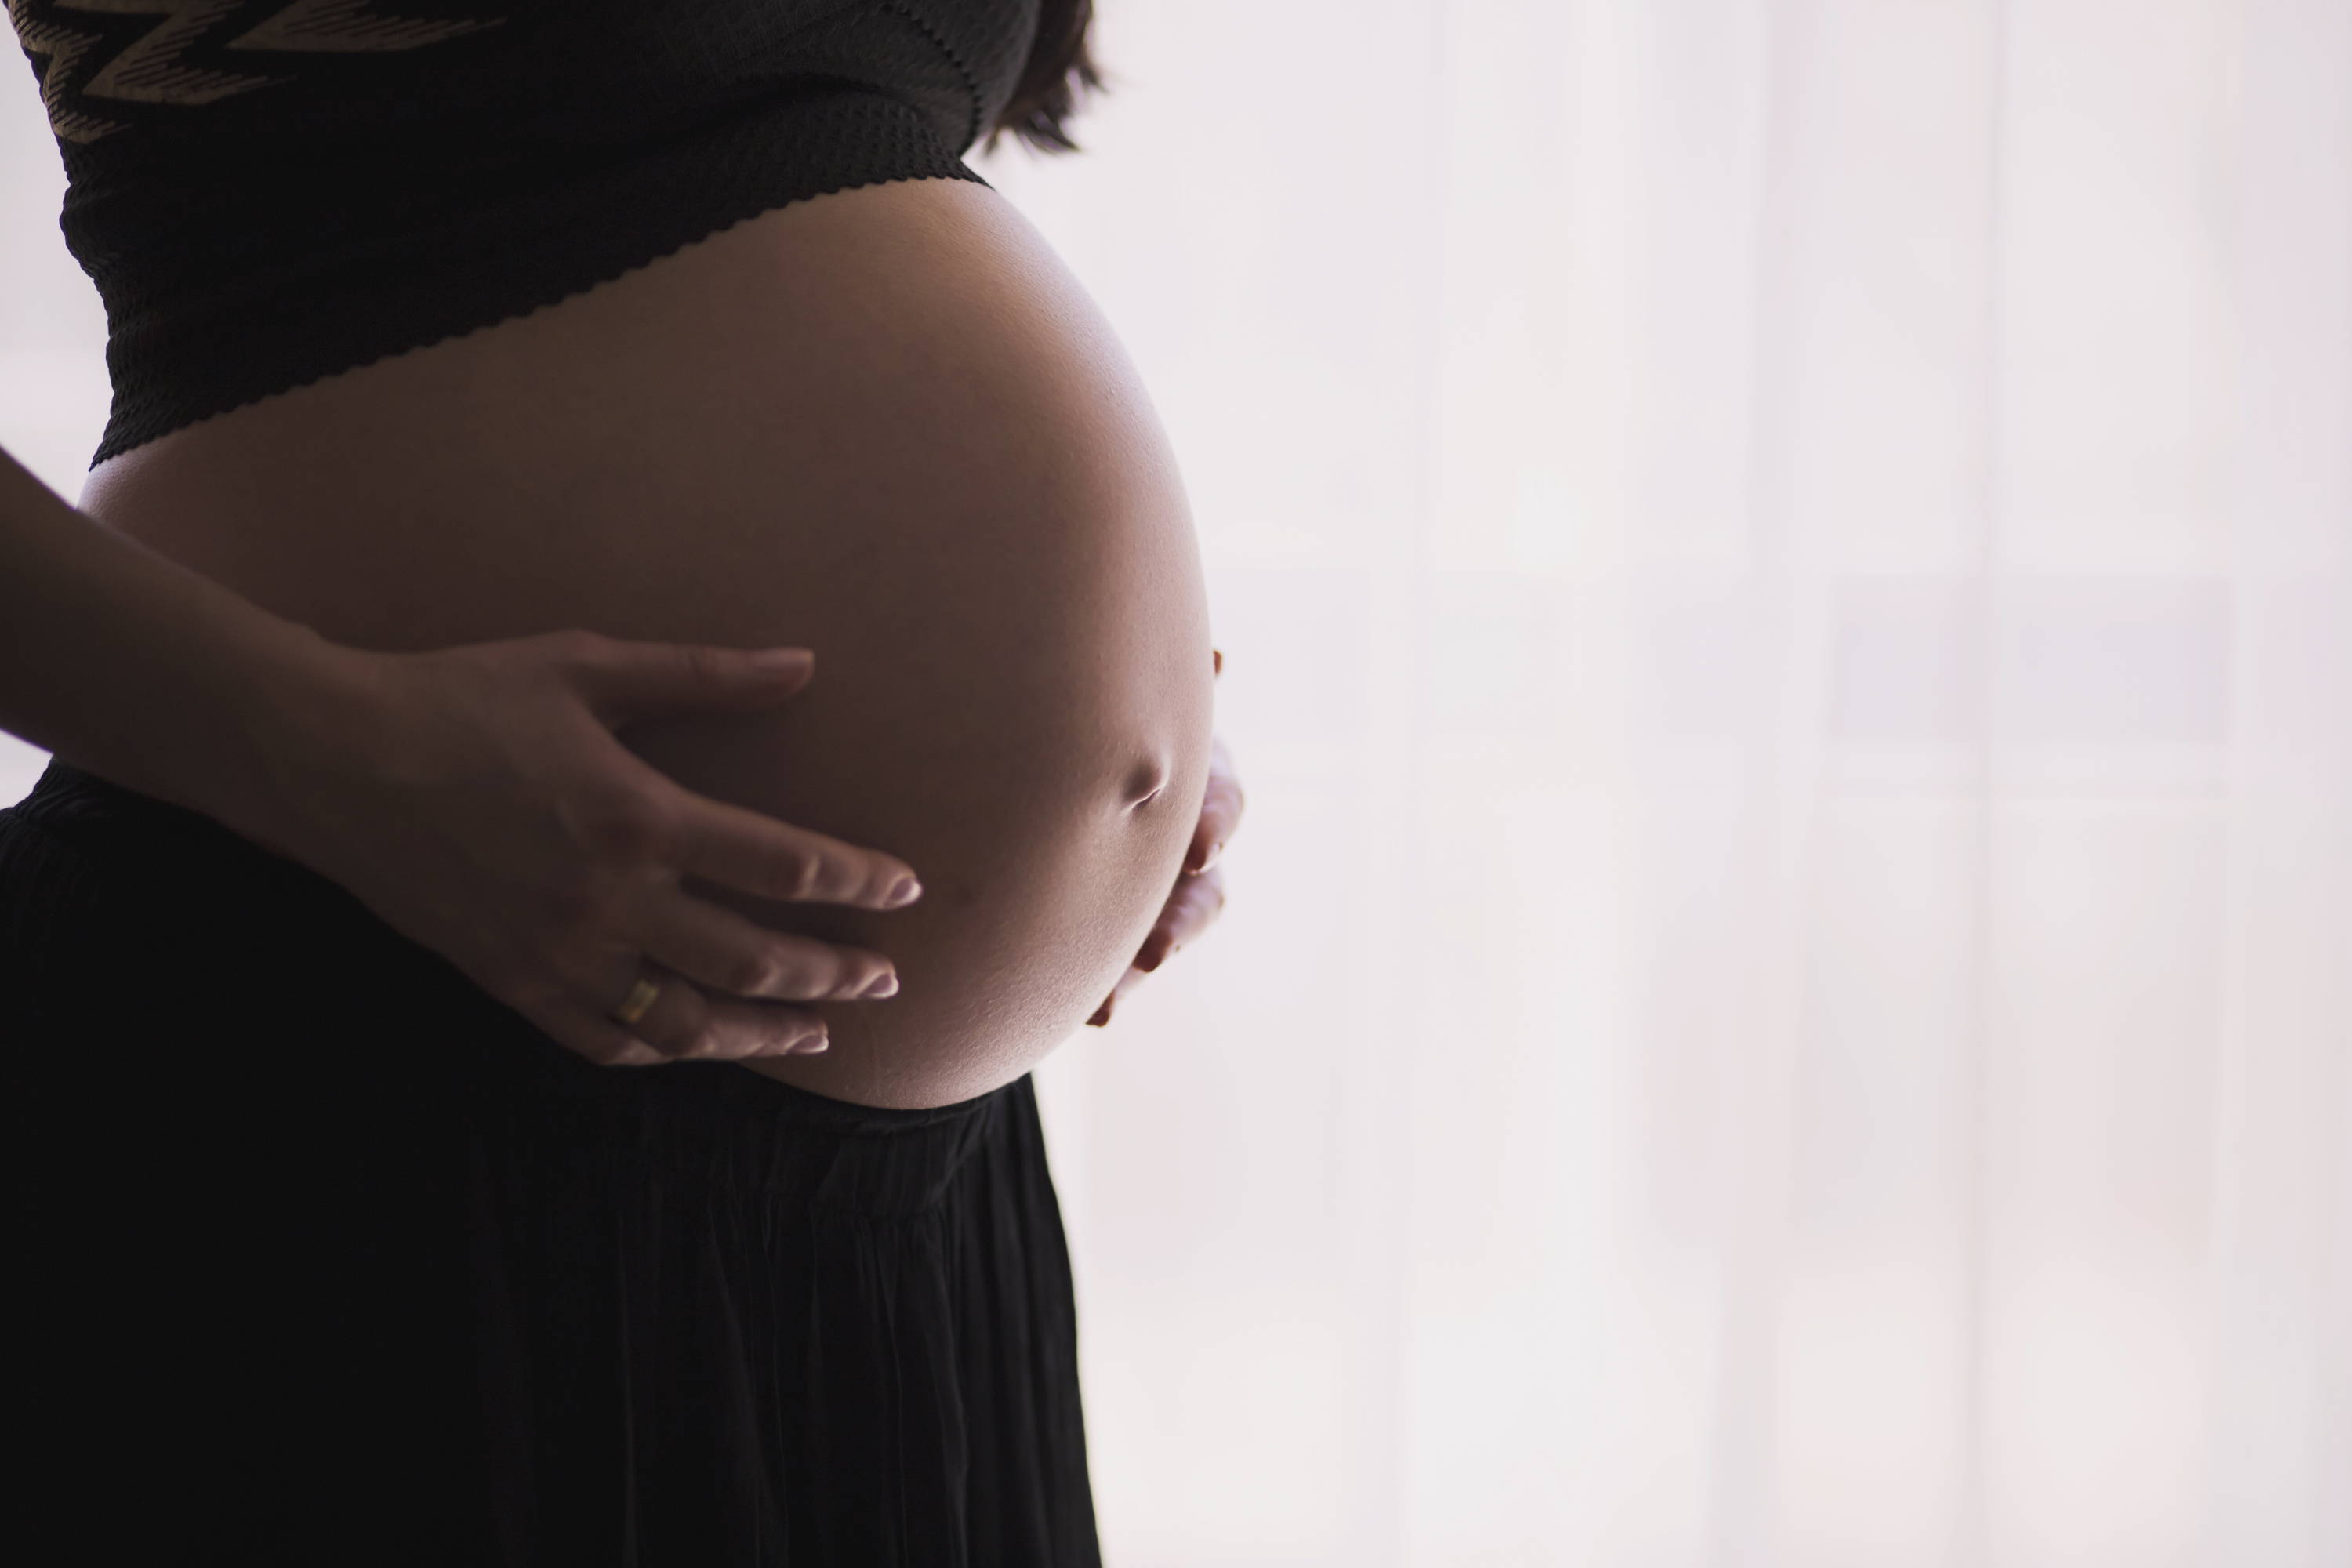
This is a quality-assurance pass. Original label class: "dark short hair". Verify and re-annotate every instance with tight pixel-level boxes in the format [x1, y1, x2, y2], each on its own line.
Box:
[985, 0, 1108, 154]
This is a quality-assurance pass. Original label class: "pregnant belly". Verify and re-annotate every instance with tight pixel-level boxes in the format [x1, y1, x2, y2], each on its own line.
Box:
[77, 177, 1216, 1109]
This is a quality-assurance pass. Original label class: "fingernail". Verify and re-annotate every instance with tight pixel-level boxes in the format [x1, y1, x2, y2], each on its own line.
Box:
[752, 648, 814, 672]
[858, 971, 899, 999]
[884, 877, 921, 908]
[791, 1030, 830, 1054]
[1136, 944, 1167, 974]
[1087, 1000, 1112, 1027]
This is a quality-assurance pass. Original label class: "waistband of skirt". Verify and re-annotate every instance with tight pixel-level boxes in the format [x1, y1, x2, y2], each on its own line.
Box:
[5, 758, 1021, 1168]
[12, 754, 315, 889]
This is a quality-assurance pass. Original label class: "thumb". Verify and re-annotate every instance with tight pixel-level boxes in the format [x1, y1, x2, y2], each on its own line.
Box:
[571, 639, 815, 726]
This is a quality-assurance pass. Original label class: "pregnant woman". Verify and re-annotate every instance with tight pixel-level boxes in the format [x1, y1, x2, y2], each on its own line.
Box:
[0, 0, 1240, 1562]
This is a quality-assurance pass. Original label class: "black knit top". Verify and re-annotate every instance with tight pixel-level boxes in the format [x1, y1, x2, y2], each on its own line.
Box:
[5, 0, 1041, 466]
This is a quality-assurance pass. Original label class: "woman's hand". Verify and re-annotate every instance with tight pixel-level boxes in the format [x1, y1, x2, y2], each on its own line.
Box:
[1087, 648, 1243, 1028]
[247, 630, 921, 1068]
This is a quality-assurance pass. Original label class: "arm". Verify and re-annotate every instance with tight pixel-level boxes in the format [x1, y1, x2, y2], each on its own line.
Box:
[0, 441, 923, 1065]
[0, 443, 345, 834]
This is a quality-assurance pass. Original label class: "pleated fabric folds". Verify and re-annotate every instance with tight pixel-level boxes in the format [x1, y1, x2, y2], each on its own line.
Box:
[0, 760, 1100, 1567]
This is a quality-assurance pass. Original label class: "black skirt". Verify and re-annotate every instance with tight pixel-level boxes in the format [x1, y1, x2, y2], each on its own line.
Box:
[1, 760, 1100, 1566]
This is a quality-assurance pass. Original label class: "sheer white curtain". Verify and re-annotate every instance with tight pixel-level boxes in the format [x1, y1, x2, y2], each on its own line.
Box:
[5, 2, 2348, 1563]
[981, 2, 2351, 1563]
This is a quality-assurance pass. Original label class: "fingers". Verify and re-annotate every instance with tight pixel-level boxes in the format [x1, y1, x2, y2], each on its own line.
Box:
[639, 894, 900, 1003]
[1088, 862, 1229, 1028]
[495, 980, 673, 1068]
[507, 920, 864, 1068]
[559, 631, 818, 727]
[667, 786, 923, 910]
[1085, 950, 1149, 1028]
[1183, 735, 1244, 875]
[590, 962, 833, 1061]
[551, 631, 924, 909]
[546, 1019, 671, 1068]
[1139, 862, 1227, 971]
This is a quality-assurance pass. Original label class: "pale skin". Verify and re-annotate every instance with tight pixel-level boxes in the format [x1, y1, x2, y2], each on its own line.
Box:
[39, 176, 1241, 1104]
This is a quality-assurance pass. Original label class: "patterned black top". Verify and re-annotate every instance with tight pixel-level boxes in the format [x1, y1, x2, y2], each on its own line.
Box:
[5, 0, 1042, 463]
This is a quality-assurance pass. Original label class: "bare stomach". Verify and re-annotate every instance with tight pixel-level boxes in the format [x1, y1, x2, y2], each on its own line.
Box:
[75, 176, 1216, 1109]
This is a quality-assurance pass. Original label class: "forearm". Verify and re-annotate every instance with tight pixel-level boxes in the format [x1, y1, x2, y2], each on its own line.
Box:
[0, 443, 354, 836]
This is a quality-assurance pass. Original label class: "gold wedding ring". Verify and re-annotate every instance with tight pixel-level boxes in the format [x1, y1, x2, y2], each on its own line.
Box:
[611, 975, 662, 1027]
